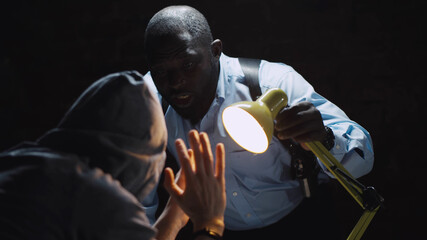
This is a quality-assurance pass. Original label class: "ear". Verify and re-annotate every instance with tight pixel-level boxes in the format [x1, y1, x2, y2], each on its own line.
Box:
[211, 39, 222, 59]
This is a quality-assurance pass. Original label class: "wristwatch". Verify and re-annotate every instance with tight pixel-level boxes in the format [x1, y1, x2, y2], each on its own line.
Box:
[323, 126, 335, 151]
[192, 228, 223, 240]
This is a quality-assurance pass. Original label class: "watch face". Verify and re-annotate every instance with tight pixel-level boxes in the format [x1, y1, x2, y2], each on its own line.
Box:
[193, 228, 223, 240]
[324, 126, 335, 150]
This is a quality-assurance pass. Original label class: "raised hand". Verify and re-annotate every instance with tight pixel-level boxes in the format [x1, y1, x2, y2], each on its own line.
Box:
[163, 130, 226, 235]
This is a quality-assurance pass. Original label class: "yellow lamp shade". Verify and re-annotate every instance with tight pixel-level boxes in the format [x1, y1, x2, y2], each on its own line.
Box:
[222, 88, 288, 153]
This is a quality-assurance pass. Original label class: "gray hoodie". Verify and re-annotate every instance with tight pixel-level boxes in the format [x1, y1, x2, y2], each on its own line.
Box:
[0, 71, 166, 240]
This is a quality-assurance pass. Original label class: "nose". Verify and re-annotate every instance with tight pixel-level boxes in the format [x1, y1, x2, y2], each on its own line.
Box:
[169, 70, 185, 88]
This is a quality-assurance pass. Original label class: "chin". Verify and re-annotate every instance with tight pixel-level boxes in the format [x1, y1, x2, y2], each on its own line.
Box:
[173, 107, 193, 118]
[176, 108, 202, 123]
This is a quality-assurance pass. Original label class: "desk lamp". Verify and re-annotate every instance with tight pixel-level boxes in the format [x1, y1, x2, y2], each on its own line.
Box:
[222, 88, 383, 240]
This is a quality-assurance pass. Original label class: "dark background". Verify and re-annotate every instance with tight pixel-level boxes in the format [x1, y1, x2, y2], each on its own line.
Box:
[1, 0, 425, 238]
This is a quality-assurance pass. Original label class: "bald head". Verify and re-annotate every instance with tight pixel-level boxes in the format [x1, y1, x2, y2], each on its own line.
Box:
[144, 5, 213, 52]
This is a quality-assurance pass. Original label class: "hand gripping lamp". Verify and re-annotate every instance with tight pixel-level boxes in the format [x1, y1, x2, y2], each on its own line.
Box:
[222, 88, 384, 240]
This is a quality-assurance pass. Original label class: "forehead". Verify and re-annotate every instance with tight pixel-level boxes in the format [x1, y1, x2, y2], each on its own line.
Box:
[147, 31, 201, 65]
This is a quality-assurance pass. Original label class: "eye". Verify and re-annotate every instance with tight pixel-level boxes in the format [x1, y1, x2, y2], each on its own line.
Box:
[183, 61, 194, 70]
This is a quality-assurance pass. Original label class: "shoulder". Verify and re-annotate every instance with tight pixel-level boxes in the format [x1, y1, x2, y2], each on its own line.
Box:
[73, 167, 156, 239]
[219, 53, 245, 77]
[0, 152, 81, 239]
[260, 59, 296, 75]
[258, 59, 307, 91]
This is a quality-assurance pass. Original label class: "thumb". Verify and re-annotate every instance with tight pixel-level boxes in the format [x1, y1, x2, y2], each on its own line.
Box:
[163, 168, 183, 199]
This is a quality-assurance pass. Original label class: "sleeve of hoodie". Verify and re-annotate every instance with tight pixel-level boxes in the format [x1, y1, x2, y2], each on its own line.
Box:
[74, 168, 157, 240]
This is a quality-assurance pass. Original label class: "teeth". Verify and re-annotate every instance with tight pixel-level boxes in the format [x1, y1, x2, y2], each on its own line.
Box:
[177, 94, 190, 99]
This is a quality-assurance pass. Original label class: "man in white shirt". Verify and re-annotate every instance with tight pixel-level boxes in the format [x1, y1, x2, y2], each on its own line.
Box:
[143, 5, 374, 239]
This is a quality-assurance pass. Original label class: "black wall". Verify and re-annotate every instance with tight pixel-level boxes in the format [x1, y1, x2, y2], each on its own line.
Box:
[1, 0, 425, 238]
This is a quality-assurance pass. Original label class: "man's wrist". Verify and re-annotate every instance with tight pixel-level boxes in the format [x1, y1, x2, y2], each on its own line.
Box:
[154, 203, 189, 240]
[192, 218, 225, 238]
[192, 228, 223, 240]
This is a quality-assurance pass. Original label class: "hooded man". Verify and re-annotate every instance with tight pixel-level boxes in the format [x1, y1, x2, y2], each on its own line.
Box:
[0, 71, 226, 240]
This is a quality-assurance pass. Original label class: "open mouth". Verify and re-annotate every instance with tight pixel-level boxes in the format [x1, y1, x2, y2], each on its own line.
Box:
[172, 92, 194, 108]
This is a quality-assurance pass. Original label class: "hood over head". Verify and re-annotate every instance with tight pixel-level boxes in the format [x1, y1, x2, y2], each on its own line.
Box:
[37, 71, 167, 201]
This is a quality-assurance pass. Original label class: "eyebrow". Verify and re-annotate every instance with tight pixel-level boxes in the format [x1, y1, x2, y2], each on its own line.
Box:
[177, 48, 198, 59]
[149, 46, 200, 68]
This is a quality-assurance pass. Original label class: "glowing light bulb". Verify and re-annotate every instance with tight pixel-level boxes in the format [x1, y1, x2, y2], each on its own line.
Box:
[222, 88, 288, 154]
[222, 106, 268, 153]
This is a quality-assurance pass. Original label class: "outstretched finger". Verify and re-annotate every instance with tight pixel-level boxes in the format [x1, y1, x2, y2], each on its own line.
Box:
[188, 130, 205, 175]
[187, 149, 195, 172]
[215, 143, 225, 184]
[200, 132, 214, 177]
[175, 139, 194, 180]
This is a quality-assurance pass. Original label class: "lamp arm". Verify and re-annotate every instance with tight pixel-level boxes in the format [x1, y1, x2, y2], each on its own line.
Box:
[306, 141, 365, 207]
[334, 167, 366, 191]
[305, 141, 384, 240]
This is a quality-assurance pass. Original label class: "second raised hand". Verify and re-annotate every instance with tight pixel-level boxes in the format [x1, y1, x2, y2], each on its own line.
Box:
[163, 130, 226, 235]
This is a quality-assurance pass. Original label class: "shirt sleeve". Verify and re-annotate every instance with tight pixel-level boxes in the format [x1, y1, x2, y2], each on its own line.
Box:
[259, 60, 374, 179]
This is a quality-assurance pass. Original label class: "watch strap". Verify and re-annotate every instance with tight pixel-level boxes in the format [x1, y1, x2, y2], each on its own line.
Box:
[192, 228, 223, 240]
[323, 126, 335, 151]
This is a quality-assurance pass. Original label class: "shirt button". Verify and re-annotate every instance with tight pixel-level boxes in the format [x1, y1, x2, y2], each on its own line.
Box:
[246, 213, 251, 218]
[336, 144, 340, 150]
[232, 191, 238, 197]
